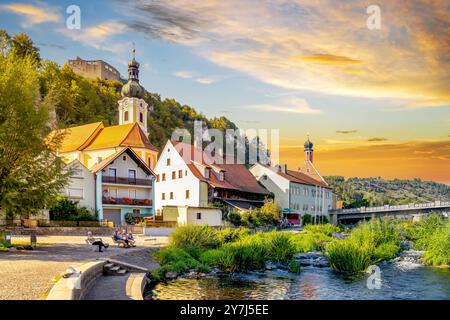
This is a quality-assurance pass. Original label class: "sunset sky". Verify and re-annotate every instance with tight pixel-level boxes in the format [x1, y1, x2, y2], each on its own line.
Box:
[1, 0, 449, 183]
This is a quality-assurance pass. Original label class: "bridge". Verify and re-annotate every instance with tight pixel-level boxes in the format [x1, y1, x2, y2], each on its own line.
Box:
[329, 201, 450, 225]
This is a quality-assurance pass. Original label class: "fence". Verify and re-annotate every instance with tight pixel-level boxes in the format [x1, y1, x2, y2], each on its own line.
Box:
[37, 220, 113, 228]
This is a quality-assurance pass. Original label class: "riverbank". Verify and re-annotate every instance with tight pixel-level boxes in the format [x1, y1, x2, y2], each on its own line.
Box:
[145, 215, 449, 298]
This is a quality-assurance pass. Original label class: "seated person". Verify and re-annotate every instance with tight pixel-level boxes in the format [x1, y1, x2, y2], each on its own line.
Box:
[86, 232, 109, 252]
[127, 232, 136, 247]
[113, 230, 130, 247]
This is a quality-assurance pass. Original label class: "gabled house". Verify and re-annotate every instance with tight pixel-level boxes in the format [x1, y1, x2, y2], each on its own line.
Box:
[250, 136, 336, 225]
[153, 140, 269, 225]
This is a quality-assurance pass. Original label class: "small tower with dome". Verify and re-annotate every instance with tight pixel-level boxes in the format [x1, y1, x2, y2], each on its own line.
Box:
[304, 134, 314, 163]
[118, 47, 149, 135]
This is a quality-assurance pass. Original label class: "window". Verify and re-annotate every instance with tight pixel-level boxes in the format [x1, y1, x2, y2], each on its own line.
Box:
[124, 111, 129, 121]
[162, 173, 166, 181]
[71, 167, 83, 178]
[139, 112, 143, 123]
[185, 190, 190, 199]
[148, 157, 153, 168]
[172, 171, 176, 179]
[219, 171, 225, 181]
[156, 174, 160, 182]
[196, 212, 202, 220]
[123, 156, 127, 161]
[205, 168, 210, 179]
[178, 170, 183, 178]
[166, 158, 171, 166]
[162, 193, 165, 200]
[129, 189, 137, 199]
[128, 169, 136, 181]
[108, 168, 117, 177]
[108, 188, 118, 198]
[170, 192, 174, 199]
[68, 188, 83, 199]
[133, 209, 140, 216]
[185, 170, 188, 176]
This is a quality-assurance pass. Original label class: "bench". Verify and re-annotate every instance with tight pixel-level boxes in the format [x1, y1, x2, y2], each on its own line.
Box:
[86, 238, 109, 252]
[112, 237, 130, 248]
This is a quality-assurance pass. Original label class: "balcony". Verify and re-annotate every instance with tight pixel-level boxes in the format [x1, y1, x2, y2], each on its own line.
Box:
[102, 197, 152, 206]
[102, 176, 152, 186]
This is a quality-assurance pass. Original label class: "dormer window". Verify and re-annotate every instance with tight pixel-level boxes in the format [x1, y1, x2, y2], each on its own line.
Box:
[139, 112, 143, 123]
[219, 171, 225, 181]
[205, 168, 211, 179]
[124, 111, 129, 122]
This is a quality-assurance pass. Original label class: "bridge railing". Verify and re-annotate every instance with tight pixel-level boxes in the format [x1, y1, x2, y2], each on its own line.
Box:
[335, 200, 450, 214]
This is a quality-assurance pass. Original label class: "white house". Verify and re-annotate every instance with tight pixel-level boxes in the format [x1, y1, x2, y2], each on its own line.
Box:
[153, 140, 269, 226]
[64, 160, 96, 213]
[250, 136, 336, 224]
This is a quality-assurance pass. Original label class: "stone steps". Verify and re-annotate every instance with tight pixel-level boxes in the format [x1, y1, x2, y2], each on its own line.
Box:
[103, 263, 128, 276]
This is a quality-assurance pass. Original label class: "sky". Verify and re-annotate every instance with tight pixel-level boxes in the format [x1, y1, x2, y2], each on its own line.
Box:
[0, 0, 449, 184]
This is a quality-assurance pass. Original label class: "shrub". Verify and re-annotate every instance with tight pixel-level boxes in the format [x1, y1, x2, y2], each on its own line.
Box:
[304, 224, 339, 237]
[217, 241, 266, 272]
[302, 214, 312, 225]
[216, 227, 249, 245]
[199, 249, 223, 267]
[226, 210, 242, 226]
[153, 247, 200, 273]
[373, 242, 400, 262]
[326, 239, 373, 273]
[263, 231, 295, 261]
[288, 259, 300, 273]
[421, 223, 450, 266]
[49, 196, 96, 221]
[169, 225, 220, 255]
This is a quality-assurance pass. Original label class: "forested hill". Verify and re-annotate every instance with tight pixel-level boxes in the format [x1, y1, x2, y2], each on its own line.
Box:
[0, 29, 238, 151]
[324, 176, 450, 208]
[39, 61, 238, 150]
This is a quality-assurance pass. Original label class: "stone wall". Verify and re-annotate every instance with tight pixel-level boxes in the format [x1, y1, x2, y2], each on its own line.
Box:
[12, 227, 114, 236]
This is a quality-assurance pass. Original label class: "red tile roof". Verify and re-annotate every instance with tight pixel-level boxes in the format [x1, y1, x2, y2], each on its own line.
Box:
[171, 141, 268, 195]
[262, 164, 329, 188]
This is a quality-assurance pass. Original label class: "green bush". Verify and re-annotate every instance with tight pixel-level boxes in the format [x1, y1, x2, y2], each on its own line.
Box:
[302, 214, 312, 225]
[49, 196, 96, 221]
[153, 247, 200, 274]
[169, 225, 220, 255]
[217, 240, 266, 272]
[216, 227, 249, 245]
[304, 224, 339, 237]
[226, 210, 242, 226]
[199, 249, 223, 267]
[263, 231, 295, 261]
[288, 259, 300, 273]
[326, 239, 373, 273]
[421, 223, 450, 266]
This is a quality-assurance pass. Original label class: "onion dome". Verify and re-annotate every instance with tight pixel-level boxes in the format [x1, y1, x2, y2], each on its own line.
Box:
[121, 54, 145, 99]
[304, 136, 313, 150]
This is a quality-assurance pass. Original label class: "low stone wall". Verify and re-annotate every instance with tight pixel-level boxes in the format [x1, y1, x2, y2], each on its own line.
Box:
[143, 227, 175, 237]
[11, 227, 114, 236]
[46, 261, 106, 300]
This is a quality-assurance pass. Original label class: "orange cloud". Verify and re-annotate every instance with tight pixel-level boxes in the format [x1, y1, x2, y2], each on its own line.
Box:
[1, 3, 60, 26]
[281, 139, 450, 184]
[298, 54, 361, 65]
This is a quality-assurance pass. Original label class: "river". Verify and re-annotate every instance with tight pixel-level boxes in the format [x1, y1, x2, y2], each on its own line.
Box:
[150, 251, 450, 300]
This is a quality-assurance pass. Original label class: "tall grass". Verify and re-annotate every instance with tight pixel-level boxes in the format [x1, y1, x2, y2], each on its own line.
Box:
[422, 223, 450, 266]
[326, 218, 401, 273]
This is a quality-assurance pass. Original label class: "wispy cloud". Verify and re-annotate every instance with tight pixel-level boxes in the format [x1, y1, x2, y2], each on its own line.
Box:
[125, 0, 450, 107]
[246, 97, 322, 115]
[336, 130, 358, 134]
[60, 21, 128, 52]
[368, 137, 388, 142]
[0, 2, 61, 27]
[173, 70, 197, 79]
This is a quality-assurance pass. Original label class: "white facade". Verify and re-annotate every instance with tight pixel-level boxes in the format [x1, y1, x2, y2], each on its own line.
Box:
[64, 160, 96, 213]
[250, 163, 334, 216]
[154, 140, 205, 212]
[118, 97, 148, 135]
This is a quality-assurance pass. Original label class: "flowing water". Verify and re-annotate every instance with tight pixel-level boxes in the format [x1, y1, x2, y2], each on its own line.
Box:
[150, 251, 450, 300]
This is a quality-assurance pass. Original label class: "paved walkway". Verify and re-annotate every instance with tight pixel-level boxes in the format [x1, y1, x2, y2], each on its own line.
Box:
[0, 235, 167, 300]
[84, 274, 134, 300]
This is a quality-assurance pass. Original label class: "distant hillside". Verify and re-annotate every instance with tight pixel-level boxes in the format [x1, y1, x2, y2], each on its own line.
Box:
[324, 176, 450, 208]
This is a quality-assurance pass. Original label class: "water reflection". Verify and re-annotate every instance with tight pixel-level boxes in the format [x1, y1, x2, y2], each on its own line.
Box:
[151, 263, 450, 300]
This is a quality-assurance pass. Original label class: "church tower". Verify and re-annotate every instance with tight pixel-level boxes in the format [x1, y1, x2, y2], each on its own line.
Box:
[118, 48, 149, 135]
[304, 134, 313, 163]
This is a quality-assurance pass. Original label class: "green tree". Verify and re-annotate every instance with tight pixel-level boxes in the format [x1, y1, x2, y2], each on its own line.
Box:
[0, 42, 69, 218]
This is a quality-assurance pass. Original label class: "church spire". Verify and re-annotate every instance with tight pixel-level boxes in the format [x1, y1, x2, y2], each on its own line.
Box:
[304, 134, 314, 163]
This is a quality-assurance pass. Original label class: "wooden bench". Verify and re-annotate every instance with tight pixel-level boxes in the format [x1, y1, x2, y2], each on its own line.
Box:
[112, 237, 130, 248]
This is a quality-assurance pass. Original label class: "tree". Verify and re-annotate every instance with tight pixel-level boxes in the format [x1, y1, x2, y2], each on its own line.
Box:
[10, 32, 40, 65]
[0, 43, 69, 219]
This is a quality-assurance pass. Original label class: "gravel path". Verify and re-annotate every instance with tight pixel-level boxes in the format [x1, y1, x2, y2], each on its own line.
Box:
[0, 235, 167, 300]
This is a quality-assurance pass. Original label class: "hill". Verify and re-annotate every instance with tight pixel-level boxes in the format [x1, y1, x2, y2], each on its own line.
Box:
[324, 176, 450, 208]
